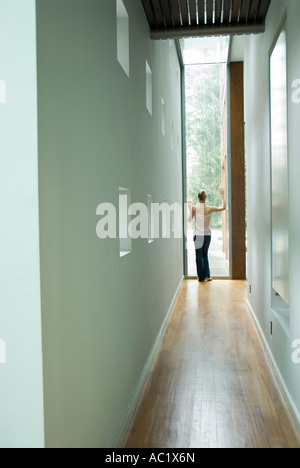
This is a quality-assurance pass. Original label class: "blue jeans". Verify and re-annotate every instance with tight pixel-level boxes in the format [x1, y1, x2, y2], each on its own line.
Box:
[194, 235, 211, 282]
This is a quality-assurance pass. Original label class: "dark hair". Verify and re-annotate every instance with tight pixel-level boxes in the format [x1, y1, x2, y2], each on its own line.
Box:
[198, 190, 207, 202]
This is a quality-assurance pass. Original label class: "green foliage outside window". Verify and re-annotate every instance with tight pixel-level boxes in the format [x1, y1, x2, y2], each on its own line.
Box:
[185, 64, 223, 229]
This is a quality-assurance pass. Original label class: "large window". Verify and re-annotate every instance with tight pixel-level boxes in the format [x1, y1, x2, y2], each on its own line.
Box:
[270, 22, 289, 307]
[181, 37, 230, 278]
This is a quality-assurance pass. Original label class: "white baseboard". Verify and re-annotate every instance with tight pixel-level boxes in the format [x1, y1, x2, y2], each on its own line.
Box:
[113, 276, 184, 448]
[246, 299, 300, 431]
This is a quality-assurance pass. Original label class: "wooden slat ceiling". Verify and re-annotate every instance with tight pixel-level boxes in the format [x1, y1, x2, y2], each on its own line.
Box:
[141, 0, 272, 39]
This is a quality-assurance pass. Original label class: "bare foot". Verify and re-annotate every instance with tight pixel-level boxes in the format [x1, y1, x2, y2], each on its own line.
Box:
[205, 278, 213, 282]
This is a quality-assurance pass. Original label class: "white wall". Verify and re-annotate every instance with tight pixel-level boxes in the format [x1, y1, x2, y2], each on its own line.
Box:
[244, 0, 300, 425]
[36, 0, 183, 448]
[0, 0, 44, 448]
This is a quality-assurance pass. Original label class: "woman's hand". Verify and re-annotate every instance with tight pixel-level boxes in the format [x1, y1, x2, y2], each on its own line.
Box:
[219, 188, 225, 197]
[186, 198, 195, 223]
[186, 198, 193, 210]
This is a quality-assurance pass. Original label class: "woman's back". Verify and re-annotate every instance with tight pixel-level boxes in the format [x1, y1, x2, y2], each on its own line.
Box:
[194, 204, 211, 236]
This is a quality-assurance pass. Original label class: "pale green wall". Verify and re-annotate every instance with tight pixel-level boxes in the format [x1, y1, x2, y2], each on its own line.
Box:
[244, 0, 300, 424]
[36, 0, 183, 448]
[0, 0, 44, 448]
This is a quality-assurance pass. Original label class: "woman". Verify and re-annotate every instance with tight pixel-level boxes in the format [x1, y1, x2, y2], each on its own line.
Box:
[188, 188, 226, 282]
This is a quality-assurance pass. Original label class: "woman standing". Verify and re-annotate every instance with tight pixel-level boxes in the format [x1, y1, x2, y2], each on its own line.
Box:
[188, 188, 226, 282]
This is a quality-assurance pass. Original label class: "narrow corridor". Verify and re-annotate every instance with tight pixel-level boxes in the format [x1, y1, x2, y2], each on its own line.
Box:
[125, 281, 300, 448]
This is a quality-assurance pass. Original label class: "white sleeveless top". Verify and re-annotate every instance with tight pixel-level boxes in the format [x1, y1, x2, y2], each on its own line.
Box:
[194, 204, 211, 236]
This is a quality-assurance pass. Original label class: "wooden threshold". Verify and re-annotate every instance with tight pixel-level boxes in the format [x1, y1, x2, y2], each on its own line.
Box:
[186, 276, 231, 281]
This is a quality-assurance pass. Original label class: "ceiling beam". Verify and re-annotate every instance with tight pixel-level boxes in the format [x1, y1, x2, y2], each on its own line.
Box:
[150, 21, 266, 40]
[160, 0, 173, 27]
[189, 0, 198, 26]
[256, 0, 272, 22]
[223, 0, 232, 23]
[198, 0, 205, 25]
[239, 0, 251, 23]
[215, 0, 222, 24]
[141, 0, 156, 28]
[231, 0, 241, 23]
[248, 0, 261, 22]
[151, 0, 165, 28]
[206, 0, 213, 25]
[179, 0, 189, 26]
[169, 0, 182, 26]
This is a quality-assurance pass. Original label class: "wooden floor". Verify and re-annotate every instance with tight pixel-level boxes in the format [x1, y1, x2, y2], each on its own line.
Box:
[125, 280, 300, 449]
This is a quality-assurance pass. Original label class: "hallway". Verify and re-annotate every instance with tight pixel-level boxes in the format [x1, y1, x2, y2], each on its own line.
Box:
[2, 0, 300, 449]
[125, 281, 300, 448]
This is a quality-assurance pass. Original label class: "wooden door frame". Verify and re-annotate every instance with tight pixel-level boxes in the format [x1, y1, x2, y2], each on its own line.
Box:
[229, 61, 246, 280]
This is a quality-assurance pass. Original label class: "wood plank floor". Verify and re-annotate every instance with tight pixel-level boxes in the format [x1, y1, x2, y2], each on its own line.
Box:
[124, 280, 300, 448]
